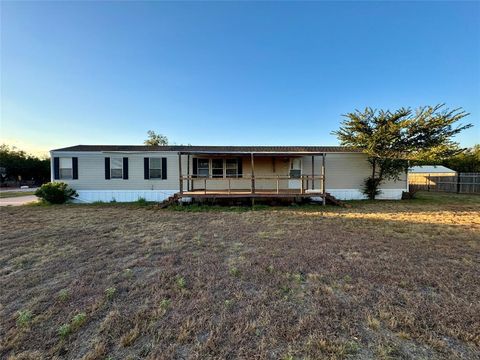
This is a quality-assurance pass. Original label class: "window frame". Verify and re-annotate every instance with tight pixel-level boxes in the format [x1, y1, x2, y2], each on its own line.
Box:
[110, 157, 124, 179]
[211, 158, 224, 178]
[59, 157, 73, 180]
[149, 157, 162, 179]
[226, 158, 239, 178]
[195, 158, 242, 178]
[197, 158, 210, 177]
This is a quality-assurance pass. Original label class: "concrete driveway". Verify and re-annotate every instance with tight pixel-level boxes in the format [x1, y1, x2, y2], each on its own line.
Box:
[0, 195, 38, 206]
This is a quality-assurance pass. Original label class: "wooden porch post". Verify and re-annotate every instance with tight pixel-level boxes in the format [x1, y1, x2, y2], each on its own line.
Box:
[250, 153, 255, 194]
[187, 154, 190, 191]
[311, 155, 315, 190]
[322, 153, 326, 206]
[178, 153, 183, 195]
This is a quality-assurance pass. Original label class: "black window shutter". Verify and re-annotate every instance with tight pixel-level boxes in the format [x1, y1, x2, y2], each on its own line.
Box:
[105, 157, 110, 180]
[162, 157, 167, 179]
[123, 157, 129, 179]
[144, 157, 150, 179]
[53, 157, 60, 180]
[237, 158, 243, 178]
[72, 157, 78, 179]
[192, 158, 198, 178]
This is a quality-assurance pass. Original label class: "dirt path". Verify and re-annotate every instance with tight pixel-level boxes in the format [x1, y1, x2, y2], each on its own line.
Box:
[0, 195, 38, 206]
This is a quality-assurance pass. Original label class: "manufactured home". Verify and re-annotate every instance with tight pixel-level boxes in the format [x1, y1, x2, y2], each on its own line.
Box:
[50, 145, 408, 203]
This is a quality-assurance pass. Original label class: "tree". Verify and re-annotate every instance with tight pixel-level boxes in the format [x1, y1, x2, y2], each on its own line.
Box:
[144, 130, 168, 146]
[442, 145, 480, 172]
[0, 144, 50, 186]
[333, 104, 472, 199]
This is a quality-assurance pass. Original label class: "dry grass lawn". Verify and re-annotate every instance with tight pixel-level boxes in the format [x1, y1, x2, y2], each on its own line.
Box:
[0, 192, 479, 359]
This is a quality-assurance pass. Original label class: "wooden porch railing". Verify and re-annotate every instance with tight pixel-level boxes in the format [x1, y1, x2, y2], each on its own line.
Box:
[179, 175, 325, 195]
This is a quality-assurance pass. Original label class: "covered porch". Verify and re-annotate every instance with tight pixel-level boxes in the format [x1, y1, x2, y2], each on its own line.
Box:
[177, 151, 327, 204]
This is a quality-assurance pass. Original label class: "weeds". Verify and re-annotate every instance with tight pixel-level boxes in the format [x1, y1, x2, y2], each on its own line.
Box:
[224, 299, 234, 309]
[124, 268, 134, 279]
[136, 197, 148, 206]
[229, 266, 240, 277]
[71, 312, 86, 329]
[376, 343, 399, 360]
[121, 326, 140, 347]
[175, 276, 186, 290]
[16, 310, 33, 327]
[58, 289, 70, 302]
[154, 298, 172, 317]
[58, 312, 87, 339]
[292, 272, 306, 284]
[58, 323, 71, 338]
[105, 287, 117, 300]
[367, 314, 381, 330]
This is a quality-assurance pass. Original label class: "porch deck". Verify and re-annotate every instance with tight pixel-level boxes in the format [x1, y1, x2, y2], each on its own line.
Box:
[182, 188, 324, 198]
[177, 151, 327, 204]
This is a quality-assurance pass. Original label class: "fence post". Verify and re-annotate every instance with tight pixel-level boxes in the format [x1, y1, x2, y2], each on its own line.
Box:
[456, 174, 461, 193]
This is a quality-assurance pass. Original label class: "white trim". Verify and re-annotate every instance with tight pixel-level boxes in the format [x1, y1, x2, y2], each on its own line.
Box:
[74, 190, 178, 203]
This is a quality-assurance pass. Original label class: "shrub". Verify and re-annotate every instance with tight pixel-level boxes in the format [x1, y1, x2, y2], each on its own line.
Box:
[35, 182, 77, 204]
[362, 177, 382, 200]
[402, 188, 420, 200]
[136, 197, 148, 206]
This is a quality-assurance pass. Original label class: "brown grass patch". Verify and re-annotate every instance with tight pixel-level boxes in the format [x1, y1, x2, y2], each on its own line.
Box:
[0, 192, 479, 359]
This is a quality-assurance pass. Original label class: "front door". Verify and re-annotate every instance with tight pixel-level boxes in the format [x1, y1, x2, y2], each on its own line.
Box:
[288, 158, 302, 189]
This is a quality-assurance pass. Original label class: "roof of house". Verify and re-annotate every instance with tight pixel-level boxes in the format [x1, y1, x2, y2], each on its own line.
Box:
[409, 165, 456, 174]
[51, 145, 363, 154]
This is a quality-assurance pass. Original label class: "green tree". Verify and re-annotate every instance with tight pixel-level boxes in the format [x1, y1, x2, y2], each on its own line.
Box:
[0, 144, 50, 185]
[144, 130, 168, 146]
[333, 104, 472, 199]
[442, 145, 480, 172]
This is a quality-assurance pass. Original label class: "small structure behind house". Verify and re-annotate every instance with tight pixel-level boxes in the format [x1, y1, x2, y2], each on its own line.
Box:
[409, 165, 480, 194]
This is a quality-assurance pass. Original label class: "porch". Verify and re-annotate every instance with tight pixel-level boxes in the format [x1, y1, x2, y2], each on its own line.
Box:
[177, 151, 327, 204]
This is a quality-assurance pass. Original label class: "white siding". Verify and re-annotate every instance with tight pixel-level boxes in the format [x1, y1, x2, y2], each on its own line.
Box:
[302, 153, 407, 193]
[50, 151, 184, 191]
[50, 150, 407, 201]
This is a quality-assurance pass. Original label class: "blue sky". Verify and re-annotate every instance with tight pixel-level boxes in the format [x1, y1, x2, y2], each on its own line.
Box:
[1, 1, 479, 155]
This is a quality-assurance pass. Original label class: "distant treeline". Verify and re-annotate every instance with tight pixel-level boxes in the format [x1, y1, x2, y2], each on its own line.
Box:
[440, 145, 480, 173]
[0, 143, 477, 188]
[0, 144, 50, 186]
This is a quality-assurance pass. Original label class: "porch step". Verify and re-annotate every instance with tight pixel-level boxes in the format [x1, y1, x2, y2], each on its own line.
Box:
[324, 193, 349, 207]
[158, 192, 181, 209]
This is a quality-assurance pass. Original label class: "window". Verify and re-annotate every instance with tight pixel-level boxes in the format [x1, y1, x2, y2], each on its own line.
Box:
[226, 159, 238, 178]
[290, 158, 301, 178]
[212, 159, 223, 178]
[198, 159, 209, 177]
[59, 158, 73, 179]
[111, 158, 123, 179]
[149, 158, 162, 179]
